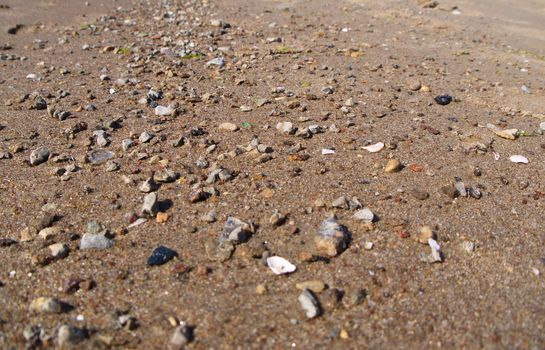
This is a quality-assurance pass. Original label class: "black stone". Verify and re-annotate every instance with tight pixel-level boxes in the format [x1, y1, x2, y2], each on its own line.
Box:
[434, 94, 453, 105]
[147, 246, 177, 266]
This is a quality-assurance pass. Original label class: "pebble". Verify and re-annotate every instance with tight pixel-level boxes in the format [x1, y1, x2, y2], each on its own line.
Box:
[539, 121, 545, 131]
[57, 325, 87, 346]
[30, 147, 50, 166]
[315, 217, 350, 257]
[80, 233, 114, 250]
[140, 177, 159, 193]
[276, 121, 295, 134]
[218, 217, 254, 244]
[205, 239, 234, 262]
[48, 243, 69, 259]
[29, 297, 65, 313]
[154, 105, 175, 116]
[38, 226, 60, 240]
[34, 95, 47, 110]
[218, 122, 239, 132]
[147, 246, 177, 266]
[141, 192, 159, 217]
[295, 280, 326, 293]
[434, 94, 453, 105]
[139, 131, 154, 143]
[352, 208, 374, 222]
[384, 159, 402, 173]
[331, 196, 349, 209]
[121, 139, 134, 152]
[298, 289, 321, 319]
[170, 325, 194, 348]
[154, 169, 178, 183]
[408, 80, 421, 91]
[200, 210, 217, 223]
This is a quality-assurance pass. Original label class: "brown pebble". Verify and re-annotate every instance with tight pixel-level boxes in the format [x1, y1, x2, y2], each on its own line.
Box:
[384, 159, 402, 173]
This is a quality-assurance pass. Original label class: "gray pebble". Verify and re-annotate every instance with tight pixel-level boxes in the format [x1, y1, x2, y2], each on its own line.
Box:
[30, 147, 50, 166]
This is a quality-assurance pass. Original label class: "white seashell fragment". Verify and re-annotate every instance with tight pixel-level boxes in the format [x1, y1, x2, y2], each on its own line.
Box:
[509, 155, 528, 164]
[128, 218, 147, 229]
[266, 256, 296, 275]
[321, 149, 336, 155]
[361, 142, 384, 153]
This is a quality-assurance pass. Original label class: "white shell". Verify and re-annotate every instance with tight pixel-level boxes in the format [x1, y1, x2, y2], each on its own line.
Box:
[128, 218, 147, 228]
[321, 149, 336, 155]
[509, 155, 528, 164]
[361, 142, 384, 153]
[266, 256, 296, 275]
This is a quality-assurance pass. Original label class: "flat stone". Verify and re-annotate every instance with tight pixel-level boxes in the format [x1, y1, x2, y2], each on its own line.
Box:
[139, 131, 154, 143]
[276, 121, 295, 134]
[218, 217, 254, 244]
[80, 233, 114, 250]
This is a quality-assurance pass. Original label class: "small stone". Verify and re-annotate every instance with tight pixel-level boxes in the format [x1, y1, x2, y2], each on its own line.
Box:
[80, 233, 113, 250]
[295, 280, 326, 293]
[154, 105, 175, 116]
[29, 297, 65, 313]
[156, 212, 169, 223]
[434, 94, 453, 105]
[30, 147, 50, 166]
[408, 80, 421, 91]
[352, 208, 374, 222]
[343, 288, 366, 307]
[154, 169, 178, 183]
[315, 217, 350, 257]
[57, 325, 87, 347]
[38, 226, 60, 240]
[48, 243, 69, 259]
[140, 177, 159, 193]
[218, 122, 239, 132]
[298, 289, 321, 319]
[34, 95, 47, 110]
[331, 196, 349, 209]
[363, 241, 374, 250]
[170, 325, 194, 348]
[219, 217, 254, 244]
[139, 131, 154, 143]
[205, 239, 234, 262]
[256, 284, 267, 295]
[121, 139, 134, 152]
[276, 121, 295, 134]
[384, 159, 402, 173]
[142, 192, 159, 217]
[147, 246, 177, 266]
[269, 212, 286, 226]
[539, 121, 545, 132]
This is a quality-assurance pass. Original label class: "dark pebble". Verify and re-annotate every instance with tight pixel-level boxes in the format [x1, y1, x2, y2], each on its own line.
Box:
[434, 95, 453, 106]
[147, 246, 177, 266]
